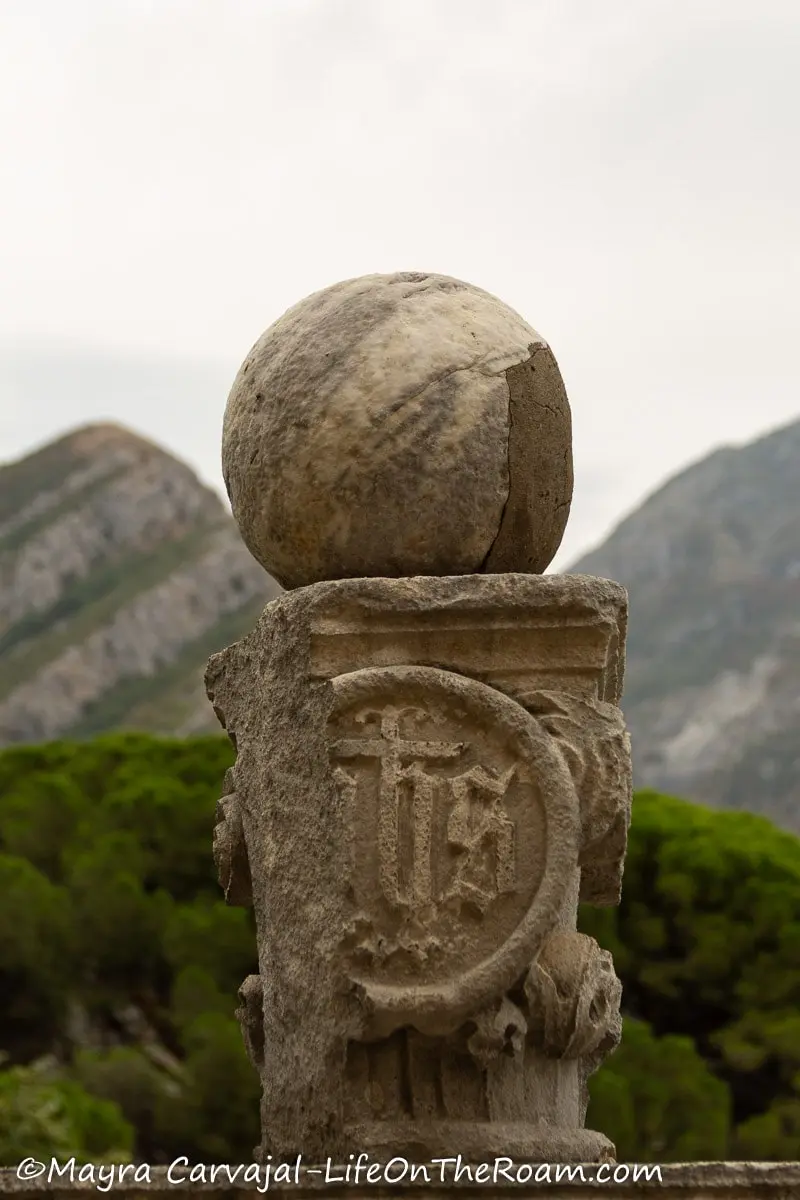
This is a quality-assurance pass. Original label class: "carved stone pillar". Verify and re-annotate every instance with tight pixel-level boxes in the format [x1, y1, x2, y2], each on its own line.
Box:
[207, 273, 632, 1164]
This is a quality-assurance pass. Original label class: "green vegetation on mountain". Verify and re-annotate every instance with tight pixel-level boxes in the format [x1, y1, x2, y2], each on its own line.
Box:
[0, 424, 279, 746]
[0, 527, 219, 689]
[0, 734, 798, 1162]
[0, 431, 92, 528]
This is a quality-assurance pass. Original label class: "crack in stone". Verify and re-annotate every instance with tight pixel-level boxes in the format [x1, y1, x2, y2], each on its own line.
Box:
[478, 369, 518, 573]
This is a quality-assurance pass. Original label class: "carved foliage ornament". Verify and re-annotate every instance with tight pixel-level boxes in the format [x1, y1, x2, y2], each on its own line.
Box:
[519, 689, 632, 906]
[525, 930, 623, 1062]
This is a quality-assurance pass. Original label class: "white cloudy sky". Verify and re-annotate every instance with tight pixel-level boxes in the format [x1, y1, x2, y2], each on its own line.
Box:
[1, 0, 798, 566]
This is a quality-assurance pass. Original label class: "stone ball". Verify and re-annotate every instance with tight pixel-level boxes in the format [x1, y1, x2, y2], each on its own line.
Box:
[222, 272, 573, 589]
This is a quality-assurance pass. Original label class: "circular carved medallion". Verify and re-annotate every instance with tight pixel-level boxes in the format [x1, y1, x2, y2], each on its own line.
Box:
[328, 666, 580, 1035]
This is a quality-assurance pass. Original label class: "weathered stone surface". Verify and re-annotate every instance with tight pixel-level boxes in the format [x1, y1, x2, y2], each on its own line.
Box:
[222, 273, 573, 588]
[206, 574, 631, 1164]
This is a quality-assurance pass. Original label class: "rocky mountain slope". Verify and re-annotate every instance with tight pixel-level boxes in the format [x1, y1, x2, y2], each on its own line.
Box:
[0, 423, 279, 743]
[568, 417, 800, 833]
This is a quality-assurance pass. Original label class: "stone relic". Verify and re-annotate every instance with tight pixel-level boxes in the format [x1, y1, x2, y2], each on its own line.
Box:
[207, 272, 632, 1164]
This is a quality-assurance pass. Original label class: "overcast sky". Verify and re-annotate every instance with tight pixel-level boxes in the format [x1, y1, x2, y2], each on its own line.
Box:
[1, 0, 798, 566]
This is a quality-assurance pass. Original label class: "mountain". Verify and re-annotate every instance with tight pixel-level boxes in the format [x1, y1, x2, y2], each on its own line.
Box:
[568, 417, 800, 833]
[0, 423, 279, 743]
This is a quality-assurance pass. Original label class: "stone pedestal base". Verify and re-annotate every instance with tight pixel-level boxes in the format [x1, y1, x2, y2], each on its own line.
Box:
[206, 574, 633, 1164]
[350, 1120, 614, 1163]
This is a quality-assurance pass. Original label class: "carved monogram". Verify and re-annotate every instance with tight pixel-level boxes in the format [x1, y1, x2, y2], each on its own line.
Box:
[332, 704, 517, 914]
[331, 700, 520, 912]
